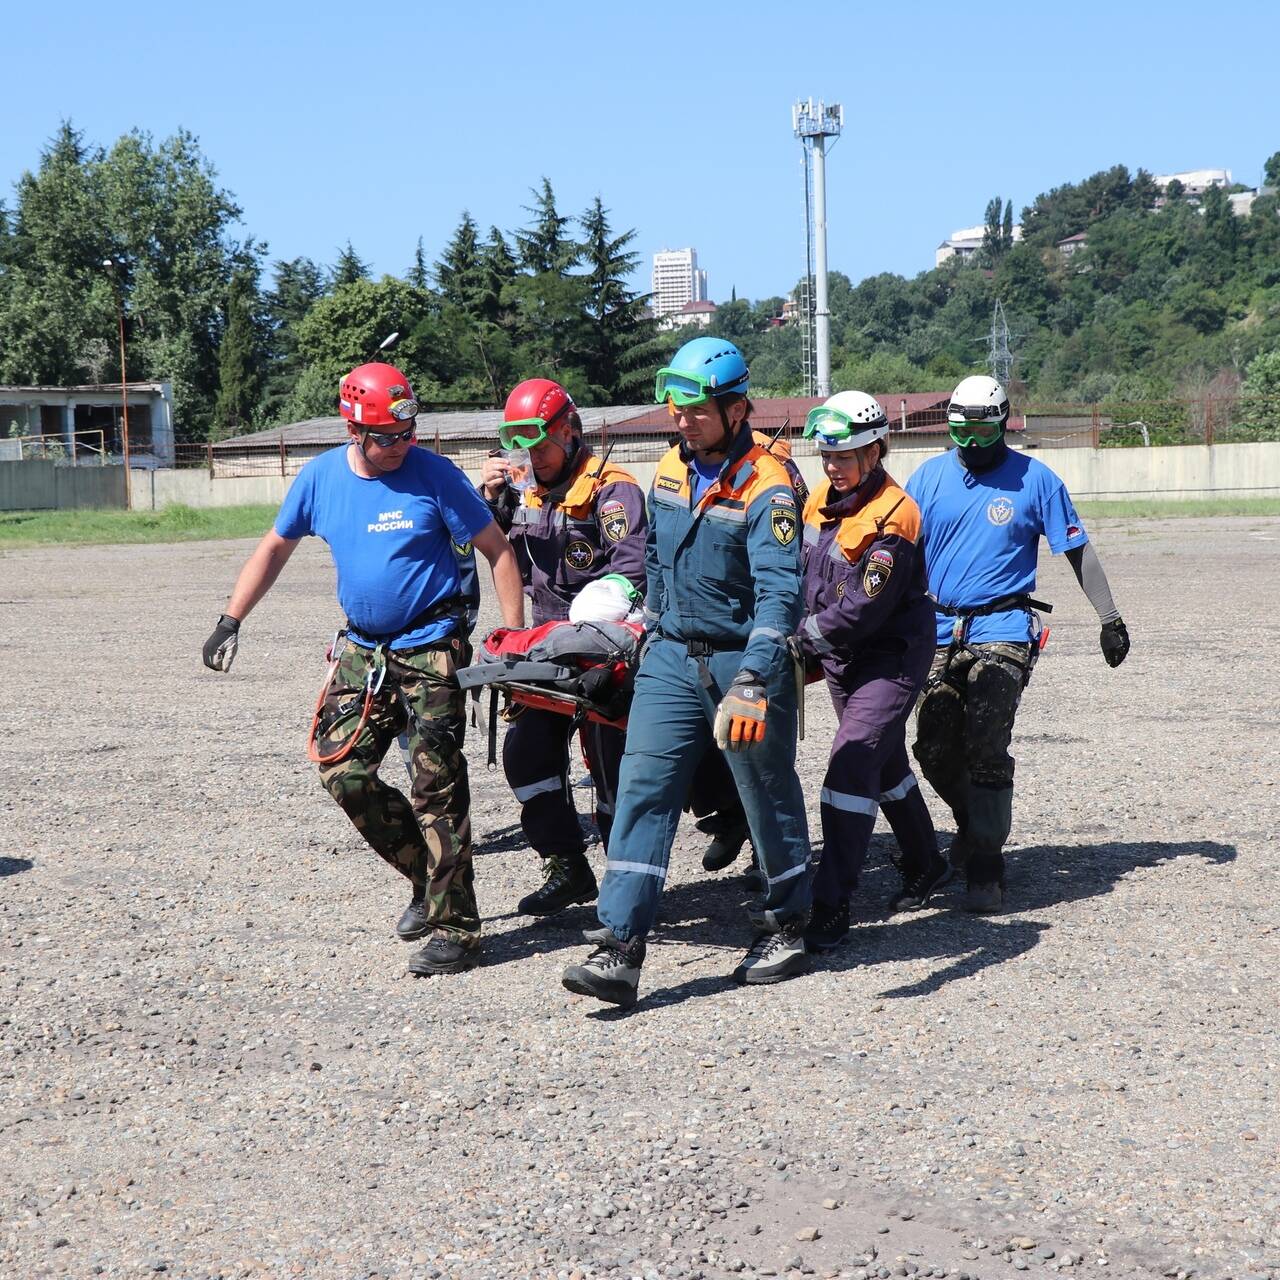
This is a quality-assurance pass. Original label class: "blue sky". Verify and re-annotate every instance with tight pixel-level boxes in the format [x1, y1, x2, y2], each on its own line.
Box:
[6, 1, 1278, 302]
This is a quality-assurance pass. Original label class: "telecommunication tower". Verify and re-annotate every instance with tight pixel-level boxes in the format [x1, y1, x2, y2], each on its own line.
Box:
[793, 98, 843, 397]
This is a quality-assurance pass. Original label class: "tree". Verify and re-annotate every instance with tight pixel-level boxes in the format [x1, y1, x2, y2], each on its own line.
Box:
[0, 123, 262, 440]
[260, 256, 324, 420]
[1002, 200, 1014, 253]
[407, 237, 430, 290]
[329, 241, 370, 289]
[1264, 152, 1280, 190]
[981, 196, 1005, 262]
[515, 178, 578, 275]
[213, 271, 264, 437]
[576, 196, 661, 401]
[435, 213, 482, 308]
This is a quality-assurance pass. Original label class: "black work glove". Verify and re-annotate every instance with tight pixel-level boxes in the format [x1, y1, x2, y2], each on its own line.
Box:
[1100, 618, 1130, 668]
[203, 614, 240, 672]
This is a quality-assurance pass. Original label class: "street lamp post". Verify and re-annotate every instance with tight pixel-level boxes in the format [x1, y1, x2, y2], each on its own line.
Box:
[102, 258, 132, 510]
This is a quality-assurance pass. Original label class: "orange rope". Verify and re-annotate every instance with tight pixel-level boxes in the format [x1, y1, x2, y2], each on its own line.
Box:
[306, 644, 385, 765]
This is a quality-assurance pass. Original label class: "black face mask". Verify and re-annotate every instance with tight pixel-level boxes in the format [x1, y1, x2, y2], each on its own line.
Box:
[959, 433, 1009, 472]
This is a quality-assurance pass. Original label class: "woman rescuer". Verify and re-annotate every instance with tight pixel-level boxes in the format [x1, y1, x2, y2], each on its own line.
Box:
[790, 391, 951, 951]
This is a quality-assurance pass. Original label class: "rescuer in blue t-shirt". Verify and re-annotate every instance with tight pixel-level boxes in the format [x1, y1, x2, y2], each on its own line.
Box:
[905, 376, 1131, 913]
[202, 361, 524, 976]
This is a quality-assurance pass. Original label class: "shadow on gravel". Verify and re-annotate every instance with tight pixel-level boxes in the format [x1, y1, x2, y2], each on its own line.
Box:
[855, 837, 1237, 1000]
[1003, 837, 1236, 913]
[473, 816, 597, 857]
[485, 839, 1236, 1004]
[0, 857, 33, 877]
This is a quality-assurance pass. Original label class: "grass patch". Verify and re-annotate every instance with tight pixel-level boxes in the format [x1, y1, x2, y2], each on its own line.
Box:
[1076, 497, 1280, 519]
[0, 503, 278, 548]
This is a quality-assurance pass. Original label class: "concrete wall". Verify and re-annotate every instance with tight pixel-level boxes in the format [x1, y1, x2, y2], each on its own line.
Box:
[793, 441, 1280, 501]
[0, 460, 127, 511]
[121, 439, 1280, 513]
[142, 468, 293, 510]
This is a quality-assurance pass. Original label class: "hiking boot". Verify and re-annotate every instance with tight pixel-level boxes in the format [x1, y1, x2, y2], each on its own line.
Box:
[804, 898, 850, 952]
[963, 881, 1004, 914]
[962, 850, 1005, 914]
[395, 895, 430, 941]
[407, 934, 481, 976]
[701, 820, 750, 873]
[888, 853, 953, 913]
[517, 854, 598, 917]
[733, 921, 809, 985]
[562, 928, 645, 1008]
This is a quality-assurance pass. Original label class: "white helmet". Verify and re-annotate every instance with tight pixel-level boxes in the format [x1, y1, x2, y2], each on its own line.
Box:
[948, 375, 1010, 424]
[803, 390, 889, 452]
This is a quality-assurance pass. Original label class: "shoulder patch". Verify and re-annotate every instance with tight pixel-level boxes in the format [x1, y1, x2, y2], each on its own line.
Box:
[599, 498, 630, 543]
[771, 507, 798, 546]
[771, 492, 797, 506]
[656, 475, 682, 493]
[451, 539, 472, 558]
[863, 550, 893, 598]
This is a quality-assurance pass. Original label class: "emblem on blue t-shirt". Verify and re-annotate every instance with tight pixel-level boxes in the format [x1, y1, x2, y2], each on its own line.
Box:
[987, 497, 1014, 527]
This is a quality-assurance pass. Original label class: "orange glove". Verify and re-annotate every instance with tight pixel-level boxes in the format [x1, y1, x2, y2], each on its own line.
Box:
[714, 672, 768, 751]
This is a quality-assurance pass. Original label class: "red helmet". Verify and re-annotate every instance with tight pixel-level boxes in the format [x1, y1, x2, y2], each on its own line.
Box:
[499, 378, 575, 449]
[338, 362, 419, 428]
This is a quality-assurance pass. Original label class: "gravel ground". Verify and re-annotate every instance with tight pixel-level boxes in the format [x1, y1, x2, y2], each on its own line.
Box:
[1, 516, 1277, 1280]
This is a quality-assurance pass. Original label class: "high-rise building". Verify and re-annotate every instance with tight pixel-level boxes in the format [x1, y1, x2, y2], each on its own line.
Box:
[651, 248, 708, 319]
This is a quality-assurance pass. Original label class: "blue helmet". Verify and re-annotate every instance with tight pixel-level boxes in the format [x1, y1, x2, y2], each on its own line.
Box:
[655, 336, 750, 407]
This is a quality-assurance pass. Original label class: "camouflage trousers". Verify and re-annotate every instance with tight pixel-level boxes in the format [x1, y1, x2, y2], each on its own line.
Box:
[315, 636, 478, 943]
[912, 642, 1034, 823]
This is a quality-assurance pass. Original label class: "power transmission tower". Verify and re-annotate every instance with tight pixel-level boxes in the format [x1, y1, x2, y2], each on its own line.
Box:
[987, 299, 1015, 388]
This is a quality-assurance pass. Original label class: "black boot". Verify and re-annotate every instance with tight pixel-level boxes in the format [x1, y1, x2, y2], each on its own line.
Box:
[697, 812, 750, 872]
[804, 899, 850, 951]
[963, 853, 1005, 913]
[396, 894, 430, 941]
[888, 853, 952, 913]
[407, 934, 481, 975]
[962, 785, 1013, 913]
[517, 853, 598, 917]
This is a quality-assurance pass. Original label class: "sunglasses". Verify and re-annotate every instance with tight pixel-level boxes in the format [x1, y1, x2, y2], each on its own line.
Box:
[365, 425, 416, 448]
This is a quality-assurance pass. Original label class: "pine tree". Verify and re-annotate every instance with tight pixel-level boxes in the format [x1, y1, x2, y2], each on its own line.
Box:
[515, 178, 578, 275]
[1002, 200, 1014, 252]
[260, 257, 324, 420]
[407, 236, 430, 290]
[213, 272, 263, 438]
[436, 213, 482, 308]
[329, 241, 369, 288]
[577, 196, 661, 402]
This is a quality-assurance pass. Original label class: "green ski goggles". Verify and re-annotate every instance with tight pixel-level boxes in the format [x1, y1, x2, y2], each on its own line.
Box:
[947, 415, 1005, 448]
[498, 417, 551, 450]
[803, 405, 886, 442]
[654, 367, 717, 408]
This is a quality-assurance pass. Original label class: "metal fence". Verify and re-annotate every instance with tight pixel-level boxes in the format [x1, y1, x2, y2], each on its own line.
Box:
[0, 429, 110, 464]
[172, 396, 1280, 479]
